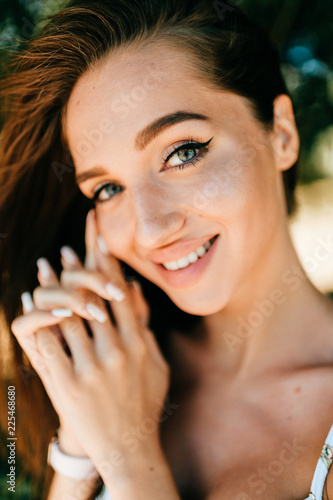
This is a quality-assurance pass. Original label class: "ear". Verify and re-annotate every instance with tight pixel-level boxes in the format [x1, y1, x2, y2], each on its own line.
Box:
[270, 94, 300, 172]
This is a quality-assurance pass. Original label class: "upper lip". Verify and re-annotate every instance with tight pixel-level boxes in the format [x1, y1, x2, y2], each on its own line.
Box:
[148, 234, 218, 264]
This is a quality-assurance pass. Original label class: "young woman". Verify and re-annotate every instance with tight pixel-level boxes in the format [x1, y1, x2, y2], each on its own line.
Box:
[1, 1, 333, 499]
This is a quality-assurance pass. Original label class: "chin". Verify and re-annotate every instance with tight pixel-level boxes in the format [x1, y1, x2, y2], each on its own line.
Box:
[165, 287, 229, 317]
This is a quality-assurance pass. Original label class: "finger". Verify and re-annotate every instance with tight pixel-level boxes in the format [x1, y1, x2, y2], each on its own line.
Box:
[60, 267, 125, 303]
[13, 296, 73, 376]
[17, 295, 96, 377]
[84, 209, 98, 271]
[59, 241, 121, 358]
[127, 283, 166, 368]
[141, 327, 169, 371]
[95, 246, 142, 348]
[34, 325, 74, 389]
[13, 303, 74, 337]
[33, 285, 108, 323]
[35, 259, 71, 349]
[60, 245, 84, 271]
[19, 293, 76, 419]
[53, 315, 97, 369]
[36, 258, 60, 288]
[128, 280, 150, 327]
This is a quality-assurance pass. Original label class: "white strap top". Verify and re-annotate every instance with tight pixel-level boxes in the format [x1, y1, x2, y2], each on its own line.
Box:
[96, 424, 333, 500]
[304, 424, 333, 500]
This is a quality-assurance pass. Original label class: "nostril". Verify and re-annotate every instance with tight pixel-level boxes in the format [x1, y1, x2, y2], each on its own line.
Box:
[134, 210, 186, 249]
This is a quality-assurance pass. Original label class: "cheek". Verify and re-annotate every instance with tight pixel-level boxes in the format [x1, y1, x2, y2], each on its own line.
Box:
[188, 148, 254, 219]
[191, 144, 280, 246]
[95, 207, 132, 254]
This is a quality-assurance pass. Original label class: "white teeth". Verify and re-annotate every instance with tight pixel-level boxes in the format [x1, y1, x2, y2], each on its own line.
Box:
[162, 237, 215, 271]
[188, 252, 199, 264]
[176, 257, 191, 269]
[196, 245, 206, 258]
[164, 261, 178, 271]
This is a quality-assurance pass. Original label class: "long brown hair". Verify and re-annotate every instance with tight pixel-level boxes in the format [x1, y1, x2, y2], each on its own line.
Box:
[0, 0, 298, 497]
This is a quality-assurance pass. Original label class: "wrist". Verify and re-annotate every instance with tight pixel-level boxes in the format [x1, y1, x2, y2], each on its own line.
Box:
[57, 424, 87, 457]
[95, 438, 168, 485]
[96, 442, 179, 500]
[47, 435, 100, 481]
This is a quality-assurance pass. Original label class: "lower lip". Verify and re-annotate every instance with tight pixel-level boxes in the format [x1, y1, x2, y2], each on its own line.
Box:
[154, 235, 220, 288]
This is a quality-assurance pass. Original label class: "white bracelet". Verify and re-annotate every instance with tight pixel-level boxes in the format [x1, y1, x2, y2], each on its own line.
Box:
[47, 436, 100, 480]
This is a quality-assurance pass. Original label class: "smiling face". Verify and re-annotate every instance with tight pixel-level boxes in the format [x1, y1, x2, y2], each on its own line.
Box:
[63, 42, 295, 316]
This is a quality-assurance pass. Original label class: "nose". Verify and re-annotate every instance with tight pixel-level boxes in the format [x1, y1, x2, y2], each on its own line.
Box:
[131, 184, 185, 249]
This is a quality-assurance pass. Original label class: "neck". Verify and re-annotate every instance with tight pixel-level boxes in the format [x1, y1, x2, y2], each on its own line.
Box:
[196, 226, 329, 377]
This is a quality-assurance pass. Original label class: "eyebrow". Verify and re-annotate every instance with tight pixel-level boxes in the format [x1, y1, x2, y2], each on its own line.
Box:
[75, 110, 209, 185]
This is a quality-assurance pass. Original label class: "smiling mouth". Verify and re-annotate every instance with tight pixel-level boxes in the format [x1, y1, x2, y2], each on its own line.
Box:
[161, 235, 218, 271]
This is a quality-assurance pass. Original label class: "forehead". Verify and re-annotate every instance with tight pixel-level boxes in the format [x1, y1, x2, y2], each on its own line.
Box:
[63, 42, 256, 167]
[65, 43, 209, 125]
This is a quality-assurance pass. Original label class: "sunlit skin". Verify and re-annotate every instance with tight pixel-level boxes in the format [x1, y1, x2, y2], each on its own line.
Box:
[64, 44, 294, 316]
[60, 43, 333, 498]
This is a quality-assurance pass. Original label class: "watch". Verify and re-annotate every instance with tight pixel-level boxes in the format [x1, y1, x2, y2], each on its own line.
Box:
[47, 436, 100, 480]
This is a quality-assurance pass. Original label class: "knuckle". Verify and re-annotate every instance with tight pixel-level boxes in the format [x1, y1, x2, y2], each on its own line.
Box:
[134, 338, 148, 359]
[32, 286, 43, 306]
[11, 316, 23, 336]
[111, 347, 128, 370]
[80, 362, 104, 385]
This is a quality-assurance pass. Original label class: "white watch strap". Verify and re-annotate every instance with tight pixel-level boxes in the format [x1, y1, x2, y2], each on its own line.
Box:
[47, 437, 99, 480]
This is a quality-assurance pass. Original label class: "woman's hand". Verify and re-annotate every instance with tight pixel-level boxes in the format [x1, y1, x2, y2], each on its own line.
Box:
[11, 209, 170, 478]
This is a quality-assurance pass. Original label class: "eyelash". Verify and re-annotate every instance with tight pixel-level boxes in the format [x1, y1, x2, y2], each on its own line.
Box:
[90, 136, 213, 205]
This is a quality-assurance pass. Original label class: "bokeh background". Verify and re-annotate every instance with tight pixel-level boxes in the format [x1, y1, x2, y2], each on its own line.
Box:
[0, 0, 332, 497]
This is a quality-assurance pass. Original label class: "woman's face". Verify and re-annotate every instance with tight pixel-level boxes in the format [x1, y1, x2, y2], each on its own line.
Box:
[64, 43, 289, 316]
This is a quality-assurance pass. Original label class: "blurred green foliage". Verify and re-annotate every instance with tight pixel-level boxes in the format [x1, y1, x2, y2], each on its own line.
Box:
[0, 1, 332, 498]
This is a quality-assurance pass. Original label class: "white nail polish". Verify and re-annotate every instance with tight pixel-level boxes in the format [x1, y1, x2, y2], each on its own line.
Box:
[85, 303, 107, 323]
[37, 258, 52, 279]
[105, 283, 125, 302]
[21, 292, 34, 312]
[97, 235, 109, 255]
[60, 246, 78, 265]
[51, 309, 73, 318]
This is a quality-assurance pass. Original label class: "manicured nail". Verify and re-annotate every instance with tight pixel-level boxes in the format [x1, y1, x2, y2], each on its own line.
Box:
[97, 235, 109, 255]
[37, 258, 52, 279]
[51, 309, 73, 318]
[21, 292, 34, 312]
[60, 246, 78, 265]
[105, 282, 125, 302]
[85, 303, 107, 323]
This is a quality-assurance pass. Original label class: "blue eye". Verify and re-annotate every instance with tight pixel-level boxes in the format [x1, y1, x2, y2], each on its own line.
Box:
[162, 137, 213, 171]
[91, 183, 123, 205]
[90, 137, 213, 205]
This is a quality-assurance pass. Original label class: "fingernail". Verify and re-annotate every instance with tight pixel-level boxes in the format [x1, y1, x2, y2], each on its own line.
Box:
[85, 303, 108, 323]
[60, 246, 78, 265]
[105, 283, 125, 302]
[21, 292, 34, 312]
[37, 258, 52, 279]
[97, 235, 109, 255]
[51, 309, 73, 318]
